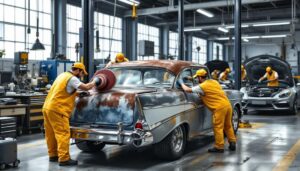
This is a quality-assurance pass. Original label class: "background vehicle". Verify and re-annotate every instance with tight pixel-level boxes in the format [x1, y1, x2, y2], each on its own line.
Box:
[240, 55, 300, 115]
[70, 60, 243, 160]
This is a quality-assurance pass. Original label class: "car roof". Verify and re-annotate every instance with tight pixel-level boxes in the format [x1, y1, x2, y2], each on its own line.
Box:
[110, 60, 205, 75]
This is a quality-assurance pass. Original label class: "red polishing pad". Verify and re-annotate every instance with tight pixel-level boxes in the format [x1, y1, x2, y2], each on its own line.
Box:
[92, 69, 116, 91]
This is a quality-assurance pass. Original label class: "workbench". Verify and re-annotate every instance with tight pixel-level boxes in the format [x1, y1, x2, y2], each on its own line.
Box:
[0, 104, 26, 135]
[3, 94, 46, 134]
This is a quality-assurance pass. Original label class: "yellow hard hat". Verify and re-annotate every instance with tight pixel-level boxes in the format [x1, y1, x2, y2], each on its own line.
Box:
[241, 65, 244, 70]
[72, 62, 88, 75]
[116, 53, 125, 62]
[266, 66, 272, 72]
[225, 68, 231, 73]
[193, 69, 207, 78]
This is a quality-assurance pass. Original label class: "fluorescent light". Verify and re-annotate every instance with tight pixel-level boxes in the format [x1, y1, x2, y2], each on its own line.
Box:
[218, 27, 228, 33]
[184, 28, 203, 32]
[253, 21, 290, 27]
[225, 24, 249, 29]
[243, 39, 249, 42]
[196, 9, 214, 18]
[261, 35, 287, 38]
[118, 0, 140, 6]
[217, 37, 230, 40]
[242, 36, 260, 39]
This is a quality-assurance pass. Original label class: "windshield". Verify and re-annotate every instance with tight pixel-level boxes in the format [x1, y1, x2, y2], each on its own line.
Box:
[110, 67, 175, 88]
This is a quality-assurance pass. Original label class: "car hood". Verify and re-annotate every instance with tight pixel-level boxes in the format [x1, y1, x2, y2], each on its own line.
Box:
[205, 60, 229, 73]
[244, 55, 294, 87]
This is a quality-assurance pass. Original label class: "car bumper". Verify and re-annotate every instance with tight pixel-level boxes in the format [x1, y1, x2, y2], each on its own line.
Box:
[242, 98, 292, 111]
[70, 126, 154, 147]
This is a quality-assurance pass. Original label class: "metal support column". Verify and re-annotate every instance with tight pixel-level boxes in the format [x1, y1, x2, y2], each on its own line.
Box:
[159, 26, 169, 59]
[81, 0, 94, 81]
[178, 0, 184, 60]
[234, 0, 241, 90]
[122, 18, 137, 61]
[186, 34, 192, 62]
[52, 0, 67, 58]
[207, 40, 213, 62]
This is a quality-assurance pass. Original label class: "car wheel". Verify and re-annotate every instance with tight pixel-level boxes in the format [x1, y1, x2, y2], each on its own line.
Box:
[291, 99, 298, 115]
[75, 140, 105, 152]
[232, 107, 240, 134]
[154, 125, 186, 160]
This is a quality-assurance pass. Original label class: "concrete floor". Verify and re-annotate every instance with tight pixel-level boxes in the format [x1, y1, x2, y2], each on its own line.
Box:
[8, 112, 300, 171]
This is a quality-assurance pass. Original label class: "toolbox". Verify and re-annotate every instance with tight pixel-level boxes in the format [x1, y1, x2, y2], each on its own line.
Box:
[0, 138, 20, 169]
[0, 117, 17, 138]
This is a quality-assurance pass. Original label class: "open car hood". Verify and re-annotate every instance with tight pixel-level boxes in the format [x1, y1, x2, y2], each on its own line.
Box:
[244, 55, 294, 87]
[205, 60, 229, 73]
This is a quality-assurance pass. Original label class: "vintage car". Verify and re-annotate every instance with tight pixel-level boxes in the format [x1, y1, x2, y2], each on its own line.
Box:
[240, 55, 300, 114]
[70, 60, 243, 160]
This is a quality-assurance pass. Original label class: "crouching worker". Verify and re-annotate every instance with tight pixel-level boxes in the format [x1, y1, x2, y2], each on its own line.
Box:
[179, 69, 237, 153]
[42, 62, 101, 166]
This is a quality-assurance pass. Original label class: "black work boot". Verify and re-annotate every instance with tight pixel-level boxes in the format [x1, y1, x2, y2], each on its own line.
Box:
[49, 156, 58, 162]
[208, 147, 224, 153]
[59, 159, 78, 166]
[229, 142, 236, 151]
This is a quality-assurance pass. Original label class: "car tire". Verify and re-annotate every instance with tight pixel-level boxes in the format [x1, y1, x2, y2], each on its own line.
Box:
[232, 107, 240, 134]
[290, 99, 298, 115]
[75, 140, 105, 152]
[154, 125, 186, 160]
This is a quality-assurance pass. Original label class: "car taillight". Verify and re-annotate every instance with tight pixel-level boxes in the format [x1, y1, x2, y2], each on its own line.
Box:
[135, 122, 143, 130]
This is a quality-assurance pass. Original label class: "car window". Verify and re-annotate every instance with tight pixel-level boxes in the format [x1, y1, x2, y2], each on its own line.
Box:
[179, 69, 193, 87]
[111, 68, 175, 88]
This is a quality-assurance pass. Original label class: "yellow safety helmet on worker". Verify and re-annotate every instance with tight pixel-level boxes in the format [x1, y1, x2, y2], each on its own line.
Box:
[193, 69, 207, 78]
[72, 62, 88, 75]
[115, 53, 129, 63]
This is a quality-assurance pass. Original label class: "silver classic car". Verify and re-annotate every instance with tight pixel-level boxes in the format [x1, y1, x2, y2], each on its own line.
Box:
[70, 60, 243, 160]
[240, 55, 300, 114]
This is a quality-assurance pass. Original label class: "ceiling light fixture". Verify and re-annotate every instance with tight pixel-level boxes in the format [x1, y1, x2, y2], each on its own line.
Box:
[196, 9, 214, 18]
[184, 28, 203, 32]
[118, 0, 140, 6]
[261, 35, 287, 38]
[243, 39, 249, 42]
[217, 27, 228, 33]
[225, 24, 249, 29]
[253, 21, 290, 27]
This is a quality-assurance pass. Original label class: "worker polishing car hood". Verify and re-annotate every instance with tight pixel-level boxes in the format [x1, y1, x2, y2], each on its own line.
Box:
[244, 55, 294, 87]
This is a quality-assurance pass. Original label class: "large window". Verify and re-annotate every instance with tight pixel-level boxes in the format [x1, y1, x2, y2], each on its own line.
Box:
[213, 42, 223, 60]
[94, 12, 122, 61]
[66, 4, 82, 61]
[192, 37, 207, 64]
[137, 23, 159, 60]
[169, 31, 178, 60]
[0, 0, 52, 60]
[66, 5, 123, 62]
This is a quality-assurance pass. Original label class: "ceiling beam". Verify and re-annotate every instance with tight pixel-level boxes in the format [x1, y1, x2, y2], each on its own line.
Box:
[124, 0, 283, 17]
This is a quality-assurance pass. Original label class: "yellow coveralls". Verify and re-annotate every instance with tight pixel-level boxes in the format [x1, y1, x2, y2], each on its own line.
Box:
[266, 71, 279, 87]
[241, 69, 247, 81]
[211, 70, 219, 80]
[199, 79, 236, 149]
[219, 71, 229, 81]
[42, 72, 77, 162]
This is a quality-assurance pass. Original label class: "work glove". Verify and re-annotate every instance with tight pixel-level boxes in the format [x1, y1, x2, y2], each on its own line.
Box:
[93, 77, 101, 86]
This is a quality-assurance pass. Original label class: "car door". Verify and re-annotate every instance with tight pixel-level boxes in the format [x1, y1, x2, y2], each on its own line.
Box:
[191, 67, 213, 130]
[176, 68, 205, 133]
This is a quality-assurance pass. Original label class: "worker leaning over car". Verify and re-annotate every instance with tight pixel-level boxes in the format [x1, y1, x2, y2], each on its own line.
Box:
[42, 63, 100, 166]
[241, 65, 247, 81]
[106, 52, 129, 68]
[211, 69, 220, 80]
[258, 66, 279, 87]
[219, 68, 231, 82]
[180, 69, 236, 153]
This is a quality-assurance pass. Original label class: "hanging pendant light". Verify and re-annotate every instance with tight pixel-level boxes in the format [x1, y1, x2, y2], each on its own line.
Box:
[31, 0, 45, 50]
